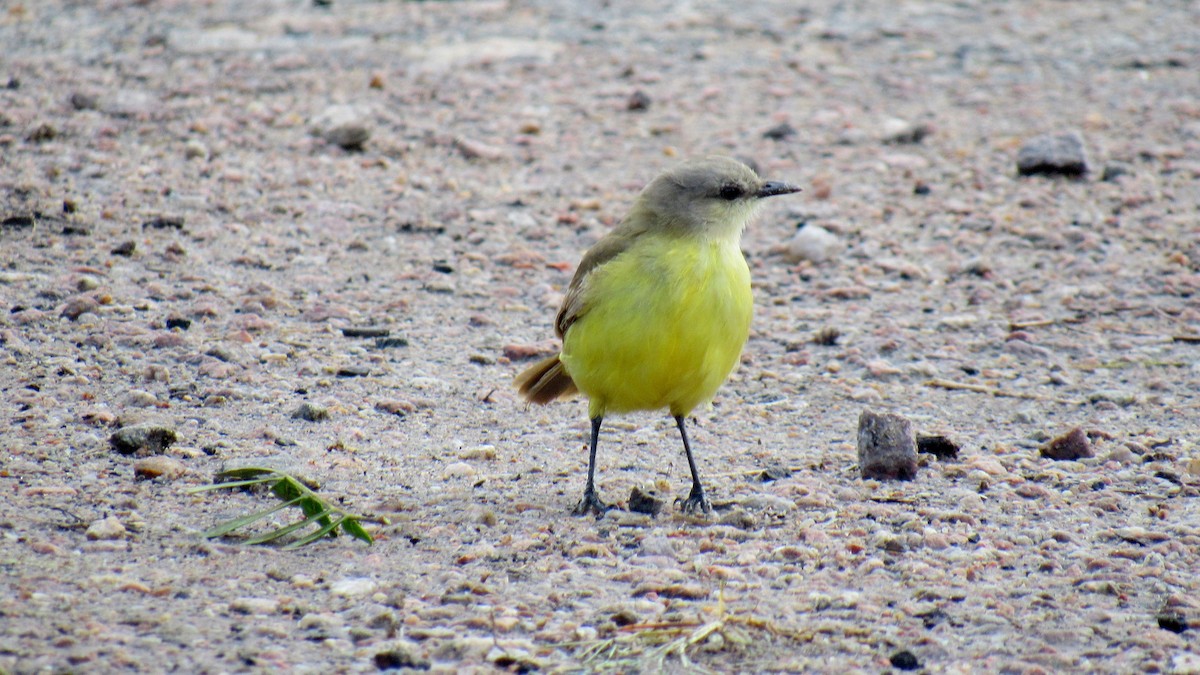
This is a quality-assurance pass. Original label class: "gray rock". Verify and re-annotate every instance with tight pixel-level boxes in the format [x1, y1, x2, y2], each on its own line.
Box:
[291, 401, 329, 422]
[110, 424, 178, 455]
[1017, 131, 1090, 177]
[858, 410, 918, 480]
[310, 105, 371, 151]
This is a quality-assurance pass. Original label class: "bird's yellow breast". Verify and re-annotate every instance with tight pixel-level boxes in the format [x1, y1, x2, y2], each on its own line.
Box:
[560, 234, 752, 418]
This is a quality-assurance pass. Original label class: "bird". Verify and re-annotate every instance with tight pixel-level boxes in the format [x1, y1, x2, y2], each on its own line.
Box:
[514, 155, 801, 515]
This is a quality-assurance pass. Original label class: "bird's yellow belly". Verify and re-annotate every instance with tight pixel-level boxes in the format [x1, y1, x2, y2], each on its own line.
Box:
[560, 237, 752, 418]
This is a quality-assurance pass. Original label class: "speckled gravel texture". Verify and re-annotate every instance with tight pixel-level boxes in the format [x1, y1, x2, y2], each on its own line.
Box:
[2, 1, 1199, 673]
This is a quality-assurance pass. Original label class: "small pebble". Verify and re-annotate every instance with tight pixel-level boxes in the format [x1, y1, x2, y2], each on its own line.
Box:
[86, 516, 126, 540]
[341, 326, 391, 338]
[759, 465, 792, 481]
[26, 123, 57, 143]
[110, 423, 179, 456]
[1016, 131, 1090, 177]
[458, 444, 496, 460]
[374, 337, 409, 349]
[782, 223, 841, 264]
[880, 117, 931, 144]
[310, 104, 371, 151]
[330, 577, 378, 598]
[857, 410, 918, 481]
[230, 597, 279, 615]
[69, 91, 99, 110]
[143, 216, 184, 230]
[626, 90, 651, 111]
[762, 122, 796, 140]
[374, 641, 429, 671]
[1040, 427, 1093, 461]
[890, 650, 921, 670]
[184, 140, 208, 159]
[1089, 389, 1138, 406]
[442, 461, 476, 479]
[133, 455, 186, 480]
[454, 136, 505, 160]
[375, 399, 415, 416]
[292, 402, 329, 422]
[124, 389, 159, 407]
[61, 297, 99, 321]
[628, 483, 666, 516]
[1156, 610, 1189, 634]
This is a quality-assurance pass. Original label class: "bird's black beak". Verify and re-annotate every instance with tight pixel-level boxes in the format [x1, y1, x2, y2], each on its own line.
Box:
[757, 181, 802, 198]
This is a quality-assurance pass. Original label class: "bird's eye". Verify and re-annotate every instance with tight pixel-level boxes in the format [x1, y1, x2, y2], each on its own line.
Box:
[718, 184, 743, 201]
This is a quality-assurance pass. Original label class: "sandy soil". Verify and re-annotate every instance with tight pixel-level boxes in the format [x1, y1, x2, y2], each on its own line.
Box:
[2, 0, 1199, 672]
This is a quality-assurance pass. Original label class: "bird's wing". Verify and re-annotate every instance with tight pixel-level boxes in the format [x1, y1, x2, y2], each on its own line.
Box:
[554, 227, 643, 338]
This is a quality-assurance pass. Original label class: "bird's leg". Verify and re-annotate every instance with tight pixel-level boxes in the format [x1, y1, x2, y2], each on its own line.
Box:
[573, 416, 610, 516]
[675, 415, 712, 514]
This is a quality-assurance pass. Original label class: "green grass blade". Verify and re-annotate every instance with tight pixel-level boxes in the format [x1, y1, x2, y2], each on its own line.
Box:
[270, 476, 306, 502]
[193, 467, 371, 548]
[201, 496, 306, 538]
[243, 507, 334, 545]
[214, 467, 282, 482]
[284, 515, 343, 549]
[298, 496, 335, 527]
[339, 517, 373, 545]
[186, 476, 278, 494]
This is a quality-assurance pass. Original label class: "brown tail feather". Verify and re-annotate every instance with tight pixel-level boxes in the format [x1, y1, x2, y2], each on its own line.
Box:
[513, 354, 578, 404]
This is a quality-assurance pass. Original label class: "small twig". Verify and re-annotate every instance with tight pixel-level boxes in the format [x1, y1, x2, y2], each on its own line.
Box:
[925, 379, 1082, 405]
[1009, 315, 1085, 330]
[1172, 335, 1200, 344]
[618, 621, 704, 633]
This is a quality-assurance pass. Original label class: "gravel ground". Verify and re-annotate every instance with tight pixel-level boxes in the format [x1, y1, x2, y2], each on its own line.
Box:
[2, 0, 1199, 672]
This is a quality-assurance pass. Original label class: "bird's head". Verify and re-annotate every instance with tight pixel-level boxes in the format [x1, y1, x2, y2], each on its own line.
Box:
[632, 155, 801, 241]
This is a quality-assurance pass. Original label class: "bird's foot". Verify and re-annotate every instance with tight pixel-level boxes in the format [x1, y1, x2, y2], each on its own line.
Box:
[678, 485, 712, 515]
[572, 490, 610, 517]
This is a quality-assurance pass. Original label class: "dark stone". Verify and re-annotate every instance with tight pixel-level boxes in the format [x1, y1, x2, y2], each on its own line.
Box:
[1156, 611, 1188, 634]
[763, 123, 797, 140]
[626, 90, 651, 111]
[1040, 427, 1093, 461]
[143, 216, 184, 230]
[628, 484, 665, 516]
[857, 410, 918, 481]
[342, 326, 391, 338]
[890, 650, 921, 670]
[110, 424, 179, 456]
[1017, 131, 1089, 177]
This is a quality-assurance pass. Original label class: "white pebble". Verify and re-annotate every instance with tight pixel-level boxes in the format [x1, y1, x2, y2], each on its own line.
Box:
[442, 461, 476, 479]
[330, 577, 378, 598]
[783, 225, 841, 264]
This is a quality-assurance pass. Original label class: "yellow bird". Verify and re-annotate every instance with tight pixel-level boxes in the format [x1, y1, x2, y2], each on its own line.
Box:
[514, 156, 801, 515]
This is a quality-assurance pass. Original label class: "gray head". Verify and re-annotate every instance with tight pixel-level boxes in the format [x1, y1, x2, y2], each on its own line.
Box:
[631, 156, 801, 239]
